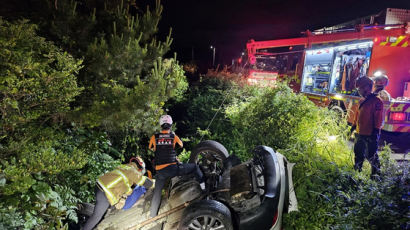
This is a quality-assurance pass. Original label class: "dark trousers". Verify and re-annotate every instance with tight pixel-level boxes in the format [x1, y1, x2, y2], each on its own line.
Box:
[150, 163, 203, 217]
[353, 134, 380, 176]
[83, 186, 111, 230]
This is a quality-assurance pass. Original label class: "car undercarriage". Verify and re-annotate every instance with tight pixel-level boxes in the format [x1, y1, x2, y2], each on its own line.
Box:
[83, 140, 297, 230]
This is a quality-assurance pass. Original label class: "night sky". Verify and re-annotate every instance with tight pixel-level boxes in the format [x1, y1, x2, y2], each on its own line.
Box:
[1, 0, 409, 68]
[158, 0, 410, 66]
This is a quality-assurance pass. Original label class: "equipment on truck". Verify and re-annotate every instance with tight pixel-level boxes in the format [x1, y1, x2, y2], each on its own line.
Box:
[246, 9, 410, 133]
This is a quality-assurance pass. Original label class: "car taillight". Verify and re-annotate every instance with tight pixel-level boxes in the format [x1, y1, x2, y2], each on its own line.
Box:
[390, 112, 406, 121]
[272, 211, 278, 226]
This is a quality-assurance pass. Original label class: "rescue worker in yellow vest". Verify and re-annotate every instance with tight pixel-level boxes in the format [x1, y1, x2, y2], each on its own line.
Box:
[372, 73, 391, 102]
[351, 77, 383, 178]
[83, 157, 153, 230]
[149, 115, 205, 217]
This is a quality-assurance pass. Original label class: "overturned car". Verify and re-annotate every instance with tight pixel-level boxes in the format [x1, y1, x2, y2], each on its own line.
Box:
[91, 140, 297, 230]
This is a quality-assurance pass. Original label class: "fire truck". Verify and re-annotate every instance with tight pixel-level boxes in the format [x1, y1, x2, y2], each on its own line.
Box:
[246, 20, 410, 133]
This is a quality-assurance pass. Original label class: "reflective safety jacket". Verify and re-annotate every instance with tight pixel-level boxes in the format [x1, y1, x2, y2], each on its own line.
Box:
[375, 89, 391, 102]
[97, 163, 148, 206]
[354, 93, 384, 136]
[149, 130, 183, 170]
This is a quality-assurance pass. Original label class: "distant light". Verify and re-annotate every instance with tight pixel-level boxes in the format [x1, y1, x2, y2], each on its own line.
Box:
[374, 37, 379, 42]
[374, 71, 383, 77]
[210, 46, 214, 49]
[289, 46, 293, 50]
[241, 52, 245, 56]
[384, 26, 393, 30]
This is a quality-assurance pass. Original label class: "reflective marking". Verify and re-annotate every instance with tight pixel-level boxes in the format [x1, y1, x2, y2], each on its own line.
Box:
[97, 180, 117, 205]
[380, 37, 389, 46]
[114, 169, 131, 189]
[391, 36, 406, 47]
[107, 176, 123, 188]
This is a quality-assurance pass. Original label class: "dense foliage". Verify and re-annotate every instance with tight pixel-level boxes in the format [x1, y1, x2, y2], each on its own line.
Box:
[0, 0, 187, 229]
[0, 18, 87, 229]
[170, 74, 409, 230]
[38, 0, 188, 138]
[0, 1, 407, 229]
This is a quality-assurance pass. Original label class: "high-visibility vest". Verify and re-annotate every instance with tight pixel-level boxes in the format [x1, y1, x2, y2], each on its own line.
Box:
[97, 163, 147, 206]
[154, 132, 177, 165]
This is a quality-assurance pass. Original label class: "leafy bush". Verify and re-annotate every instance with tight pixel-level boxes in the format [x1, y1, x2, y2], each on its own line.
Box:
[0, 18, 82, 135]
[36, 0, 189, 136]
[168, 76, 251, 152]
[57, 128, 122, 202]
[323, 147, 409, 230]
[175, 78, 408, 229]
[223, 83, 355, 228]
[0, 1, 187, 227]
[0, 19, 99, 229]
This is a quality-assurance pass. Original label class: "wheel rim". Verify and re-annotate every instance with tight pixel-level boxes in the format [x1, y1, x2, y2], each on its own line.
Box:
[187, 215, 225, 230]
[196, 150, 224, 175]
[330, 105, 345, 118]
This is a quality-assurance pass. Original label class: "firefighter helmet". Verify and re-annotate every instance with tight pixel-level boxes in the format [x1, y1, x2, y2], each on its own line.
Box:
[130, 156, 146, 174]
[373, 74, 389, 88]
[159, 115, 173, 126]
[355, 76, 373, 88]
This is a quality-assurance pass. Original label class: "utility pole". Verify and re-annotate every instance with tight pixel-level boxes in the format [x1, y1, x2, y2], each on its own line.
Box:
[210, 45, 216, 67]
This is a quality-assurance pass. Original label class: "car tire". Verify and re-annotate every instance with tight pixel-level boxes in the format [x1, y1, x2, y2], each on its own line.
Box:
[178, 200, 233, 230]
[189, 140, 229, 163]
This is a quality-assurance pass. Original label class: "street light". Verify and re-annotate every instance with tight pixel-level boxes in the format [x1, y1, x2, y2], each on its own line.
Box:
[210, 45, 216, 67]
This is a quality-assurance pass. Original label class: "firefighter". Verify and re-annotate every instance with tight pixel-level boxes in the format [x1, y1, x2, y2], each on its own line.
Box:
[149, 115, 205, 217]
[83, 157, 153, 230]
[372, 74, 391, 102]
[351, 76, 383, 177]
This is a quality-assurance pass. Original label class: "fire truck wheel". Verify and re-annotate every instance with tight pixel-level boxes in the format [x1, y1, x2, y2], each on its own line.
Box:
[330, 105, 345, 118]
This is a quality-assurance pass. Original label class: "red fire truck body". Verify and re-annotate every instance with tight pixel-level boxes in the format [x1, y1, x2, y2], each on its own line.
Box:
[246, 24, 410, 133]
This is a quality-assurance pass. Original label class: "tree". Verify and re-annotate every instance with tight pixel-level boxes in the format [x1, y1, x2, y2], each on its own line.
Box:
[0, 18, 86, 229]
[40, 0, 188, 136]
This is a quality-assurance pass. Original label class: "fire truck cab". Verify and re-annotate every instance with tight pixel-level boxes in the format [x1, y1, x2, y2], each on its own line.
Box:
[246, 17, 410, 133]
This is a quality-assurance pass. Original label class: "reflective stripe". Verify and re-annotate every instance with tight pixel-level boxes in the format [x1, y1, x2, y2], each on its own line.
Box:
[380, 37, 389, 46]
[136, 176, 147, 186]
[114, 169, 131, 190]
[107, 176, 123, 188]
[97, 179, 117, 205]
[119, 164, 132, 170]
[391, 36, 406, 47]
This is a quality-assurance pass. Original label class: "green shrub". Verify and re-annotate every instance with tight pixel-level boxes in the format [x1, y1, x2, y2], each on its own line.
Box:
[0, 18, 83, 135]
[0, 19, 87, 229]
[57, 128, 122, 202]
[224, 84, 354, 228]
[323, 147, 409, 230]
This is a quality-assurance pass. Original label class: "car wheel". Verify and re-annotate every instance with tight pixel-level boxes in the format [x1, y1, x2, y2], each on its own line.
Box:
[178, 200, 233, 230]
[189, 140, 229, 177]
